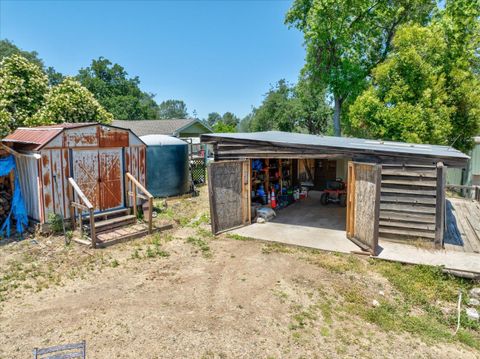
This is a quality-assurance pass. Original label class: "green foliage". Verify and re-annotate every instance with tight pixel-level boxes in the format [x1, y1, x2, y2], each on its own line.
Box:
[206, 112, 222, 126]
[77, 57, 159, 120]
[0, 39, 44, 68]
[0, 54, 48, 136]
[158, 99, 189, 119]
[245, 78, 331, 134]
[349, 24, 453, 145]
[292, 76, 332, 135]
[285, 0, 435, 135]
[47, 212, 64, 234]
[212, 121, 236, 133]
[349, 1, 480, 151]
[248, 79, 296, 132]
[31, 77, 113, 126]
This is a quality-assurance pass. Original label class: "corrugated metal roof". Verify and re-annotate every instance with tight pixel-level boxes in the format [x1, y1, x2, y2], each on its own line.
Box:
[2, 127, 63, 149]
[201, 131, 469, 160]
[112, 119, 211, 137]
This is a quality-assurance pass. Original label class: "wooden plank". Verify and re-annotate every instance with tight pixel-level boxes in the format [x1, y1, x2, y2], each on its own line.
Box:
[379, 210, 436, 224]
[379, 227, 436, 239]
[381, 187, 436, 196]
[380, 203, 436, 214]
[381, 178, 436, 187]
[435, 162, 446, 247]
[381, 168, 436, 178]
[380, 195, 436, 205]
[379, 220, 435, 231]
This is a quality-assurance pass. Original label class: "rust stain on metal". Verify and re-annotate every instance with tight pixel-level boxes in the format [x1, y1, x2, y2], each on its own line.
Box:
[99, 128, 129, 147]
[43, 172, 51, 186]
[63, 150, 70, 178]
[44, 193, 52, 208]
[42, 154, 49, 167]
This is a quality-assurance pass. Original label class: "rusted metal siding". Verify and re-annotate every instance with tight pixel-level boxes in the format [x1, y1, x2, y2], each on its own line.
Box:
[14, 155, 41, 221]
[62, 126, 98, 148]
[99, 127, 129, 148]
[40, 150, 54, 219]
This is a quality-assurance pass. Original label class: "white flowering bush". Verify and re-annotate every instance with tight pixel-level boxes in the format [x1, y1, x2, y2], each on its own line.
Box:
[31, 77, 113, 125]
[0, 54, 48, 135]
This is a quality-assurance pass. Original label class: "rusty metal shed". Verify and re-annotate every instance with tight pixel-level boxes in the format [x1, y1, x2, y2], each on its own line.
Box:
[2, 123, 146, 224]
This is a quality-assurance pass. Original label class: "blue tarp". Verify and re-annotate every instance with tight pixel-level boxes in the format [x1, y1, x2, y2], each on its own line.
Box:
[0, 155, 28, 238]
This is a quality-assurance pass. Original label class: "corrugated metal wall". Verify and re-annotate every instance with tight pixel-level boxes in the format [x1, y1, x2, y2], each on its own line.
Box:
[14, 156, 40, 221]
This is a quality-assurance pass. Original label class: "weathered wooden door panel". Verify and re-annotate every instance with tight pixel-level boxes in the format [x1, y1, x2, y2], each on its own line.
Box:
[99, 149, 124, 211]
[208, 160, 250, 234]
[346, 162, 381, 254]
[72, 150, 100, 210]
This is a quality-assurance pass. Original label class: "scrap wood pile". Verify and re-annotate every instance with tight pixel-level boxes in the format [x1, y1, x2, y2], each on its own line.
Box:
[0, 175, 13, 225]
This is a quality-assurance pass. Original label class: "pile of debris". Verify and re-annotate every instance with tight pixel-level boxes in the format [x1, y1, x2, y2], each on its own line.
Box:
[0, 175, 13, 225]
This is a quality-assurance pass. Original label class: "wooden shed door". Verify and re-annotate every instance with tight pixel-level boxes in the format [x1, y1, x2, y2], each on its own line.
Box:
[98, 149, 124, 211]
[346, 162, 381, 255]
[208, 160, 250, 234]
[72, 150, 100, 210]
[73, 149, 124, 212]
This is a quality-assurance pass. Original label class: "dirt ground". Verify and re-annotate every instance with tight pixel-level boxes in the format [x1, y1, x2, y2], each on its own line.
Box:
[0, 189, 479, 358]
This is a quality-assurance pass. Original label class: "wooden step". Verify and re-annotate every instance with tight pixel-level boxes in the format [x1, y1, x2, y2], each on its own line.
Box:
[94, 215, 136, 232]
[92, 208, 131, 219]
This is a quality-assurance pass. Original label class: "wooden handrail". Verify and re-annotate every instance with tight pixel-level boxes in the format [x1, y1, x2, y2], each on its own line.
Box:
[125, 172, 154, 234]
[68, 177, 96, 248]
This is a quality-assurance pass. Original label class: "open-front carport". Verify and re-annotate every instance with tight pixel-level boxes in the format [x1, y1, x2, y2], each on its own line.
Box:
[201, 131, 472, 259]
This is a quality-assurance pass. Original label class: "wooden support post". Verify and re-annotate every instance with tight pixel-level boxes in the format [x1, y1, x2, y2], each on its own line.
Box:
[78, 210, 83, 238]
[68, 183, 75, 230]
[435, 162, 446, 248]
[148, 196, 153, 234]
[90, 208, 96, 249]
[132, 186, 137, 218]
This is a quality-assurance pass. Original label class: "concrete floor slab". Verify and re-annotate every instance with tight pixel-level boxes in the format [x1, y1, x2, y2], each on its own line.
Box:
[232, 191, 361, 253]
[231, 191, 480, 274]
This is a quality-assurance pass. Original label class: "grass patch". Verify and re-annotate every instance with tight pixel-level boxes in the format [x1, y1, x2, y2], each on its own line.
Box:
[227, 233, 253, 241]
[262, 243, 293, 254]
[186, 236, 211, 257]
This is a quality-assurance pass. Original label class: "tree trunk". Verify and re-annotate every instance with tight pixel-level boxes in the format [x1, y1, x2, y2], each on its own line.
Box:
[333, 96, 343, 137]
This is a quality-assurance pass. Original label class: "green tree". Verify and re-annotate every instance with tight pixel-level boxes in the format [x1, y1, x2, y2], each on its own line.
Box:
[0, 54, 48, 136]
[206, 112, 222, 126]
[77, 57, 159, 120]
[31, 77, 113, 126]
[158, 99, 188, 119]
[349, 0, 480, 152]
[212, 121, 237, 133]
[437, 0, 480, 151]
[248, 79, 296, 132]
[221, 112, 240, 127]
[0, 39, 44, 68]
[285, 0, 435, 136]
[293, 76, 332, 135]
[0, 40, 64, 87]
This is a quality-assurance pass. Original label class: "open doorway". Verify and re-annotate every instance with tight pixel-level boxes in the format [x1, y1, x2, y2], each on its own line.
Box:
[208, 156, 381, 254]
[235, 157, 361, 253]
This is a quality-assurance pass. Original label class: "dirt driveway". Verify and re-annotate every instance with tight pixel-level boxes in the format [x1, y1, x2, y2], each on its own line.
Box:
[0, 191, 478, 358]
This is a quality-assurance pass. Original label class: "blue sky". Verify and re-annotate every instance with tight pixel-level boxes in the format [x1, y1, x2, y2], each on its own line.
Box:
[0, 0, 305, 119]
